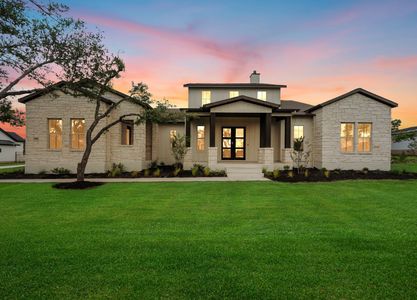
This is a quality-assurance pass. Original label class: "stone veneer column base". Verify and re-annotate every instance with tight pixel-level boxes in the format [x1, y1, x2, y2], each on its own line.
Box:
[281, 148, 293, 166]
[258, 148, 274, 170]
[183, 147, 193, 170]
[208, 147, 218, 169]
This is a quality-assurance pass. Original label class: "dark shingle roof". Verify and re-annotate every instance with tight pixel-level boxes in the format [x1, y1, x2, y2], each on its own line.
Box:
[0, 140, 17, 146]
[6, 131, 25, 142]
[280, 100, 313, 112]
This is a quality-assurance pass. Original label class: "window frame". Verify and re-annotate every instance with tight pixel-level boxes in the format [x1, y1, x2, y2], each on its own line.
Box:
[196, 125, 205, 151]
[257, 91, 267, 101]
[48, 118, 63, 150]
[229, 91, 239, 98]
[357, 123, 372, 153]
[70, 118, 85, 150]
[340, 122, 355, 153]
[201, 90, 211, 105]
[121, 120, 134, 146]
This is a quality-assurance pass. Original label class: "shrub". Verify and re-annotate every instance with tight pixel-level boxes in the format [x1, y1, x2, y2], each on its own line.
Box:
[108, 163, 125, 177]
[170, 134, 189, 166]
[321, 167, 327, 173]
[38, 170, 47, 175]
[144, 169, 150, 177]
[287, 170, 294, 178]
[131, 171, 140, 177]
[172, 167, 181, 177]
[398, 152, 407, 163]
[148, 160, 158, 170]
[283, 165, 290, 171]
[334, 168, 341, 174]
[203, 167, 211, 177]
[191, 165, 200, 177]
[324, 170, 331, 178]
[51, 167, 71, 175]
[210, 169, 226, 177]
[304, 169, 309, 177]
[272, 168, 280, 179]
[391, 169, 401, 175]
[362, 167, 369, 175]
[262, 167, 268, 174]
[153, 168, 161, 177]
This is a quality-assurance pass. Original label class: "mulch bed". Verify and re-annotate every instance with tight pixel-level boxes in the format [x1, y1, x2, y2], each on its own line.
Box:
[53, 181, 104, 190]
[0, 165, 226, 179]
[265, 169, 417, 182]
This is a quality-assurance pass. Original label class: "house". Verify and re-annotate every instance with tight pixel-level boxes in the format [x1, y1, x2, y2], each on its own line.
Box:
[0, 128, 25, 162]
[392, 126, 417, 155]
[19, 71, 397, 175]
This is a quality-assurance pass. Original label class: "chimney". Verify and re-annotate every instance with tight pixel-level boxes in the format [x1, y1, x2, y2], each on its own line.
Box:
[250, 70, 260, 84]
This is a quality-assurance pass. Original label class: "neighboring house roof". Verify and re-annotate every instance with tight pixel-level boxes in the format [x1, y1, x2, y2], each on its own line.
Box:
[0, 140, 17, 146]
[306, 88, 398, 113]
[0, 128, 25, 142]
[18, 80, 151, 109]
[394, 126, 417, 134]
[183, 83, 287, 88]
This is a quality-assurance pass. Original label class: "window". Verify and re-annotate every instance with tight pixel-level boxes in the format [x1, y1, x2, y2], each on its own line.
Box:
[229, 91, 239, 98]
[121, 120, 134, 145]
[48, 119, 62, 150]
[340, 123, 354, 153]
[358, 123, 372, 152]
[169, 129, 177, 142]
[202, 91, 211, 105]
[197, 125, 205, 151]
[294, 125, 304, 140]
[70, 119, 85, 150]
[257, 91, 266, 101]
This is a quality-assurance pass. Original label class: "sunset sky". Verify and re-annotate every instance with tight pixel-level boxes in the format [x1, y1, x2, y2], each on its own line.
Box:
[5, 0, 417, 136]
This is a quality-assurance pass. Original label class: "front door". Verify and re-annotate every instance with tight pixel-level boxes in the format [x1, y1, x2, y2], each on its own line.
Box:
[222, 127, 246, 160]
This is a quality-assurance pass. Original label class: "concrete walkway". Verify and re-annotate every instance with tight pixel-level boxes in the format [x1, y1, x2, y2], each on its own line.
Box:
[0, 176, 270, 183]
[0, 164, 24, 169]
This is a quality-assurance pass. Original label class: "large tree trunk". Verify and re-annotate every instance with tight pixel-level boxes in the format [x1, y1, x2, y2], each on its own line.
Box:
[77, 139, 93, 182]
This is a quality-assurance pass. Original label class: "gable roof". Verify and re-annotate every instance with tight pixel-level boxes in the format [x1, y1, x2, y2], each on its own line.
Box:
[0, 140, 17, 146]
[280, 100, 313, 112]
[0, 128, 25, 142]
[204, 95, 281, 109]
[18, 80, 151, 109]
[306, 88, 398, 113]
[183, 83, 287, 88]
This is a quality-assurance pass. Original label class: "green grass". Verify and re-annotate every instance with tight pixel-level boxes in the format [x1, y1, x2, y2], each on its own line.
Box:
[0, 166, 24, 173]
[0, 181, 416, 299]
[0, 162, 23, 166]
[392, 155, 417, 173]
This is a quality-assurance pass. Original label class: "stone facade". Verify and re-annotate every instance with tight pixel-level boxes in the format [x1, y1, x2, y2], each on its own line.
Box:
[312, 93, 392, 171]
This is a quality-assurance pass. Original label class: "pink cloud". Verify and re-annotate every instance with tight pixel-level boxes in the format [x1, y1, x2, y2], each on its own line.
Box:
[374, 55, 417, 70]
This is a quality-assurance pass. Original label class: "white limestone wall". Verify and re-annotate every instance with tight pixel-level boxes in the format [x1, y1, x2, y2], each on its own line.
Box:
[313, 93, 392, 170]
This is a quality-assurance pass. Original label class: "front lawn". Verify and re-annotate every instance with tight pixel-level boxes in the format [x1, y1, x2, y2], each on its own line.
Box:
[0, 166, 24, 174]
[0, 181, 416, 298]
[392, 155, 417, 173]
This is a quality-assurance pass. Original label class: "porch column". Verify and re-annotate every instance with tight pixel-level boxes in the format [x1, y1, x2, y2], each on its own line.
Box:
[259, 113, 271, 147]
[210, 113, 216, 147]
[284, 116, 291, 148]
[185, 117, 191, 147]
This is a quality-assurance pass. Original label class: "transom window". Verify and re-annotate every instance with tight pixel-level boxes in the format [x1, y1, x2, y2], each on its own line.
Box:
[201, 91, 211, 105]
[229, 91, 239, 98]
[340, 123, 354, 153]
[121, 120, 134, 145]
[294, 125, 304, 140]
[358, 123, 372, 152]
[257, 91, 267, 101]
[197, 125, 205, 151]
[71, 119, 85, 150]
[48, 119, 62, 150]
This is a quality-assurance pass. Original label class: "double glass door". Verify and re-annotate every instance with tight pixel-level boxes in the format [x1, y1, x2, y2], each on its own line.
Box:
[222, 127, 246, 160]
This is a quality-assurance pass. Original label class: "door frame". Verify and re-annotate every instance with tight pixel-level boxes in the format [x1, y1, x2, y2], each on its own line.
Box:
[221, 126, 246, 160]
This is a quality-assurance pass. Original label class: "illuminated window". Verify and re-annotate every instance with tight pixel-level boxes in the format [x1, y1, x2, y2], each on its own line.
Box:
[121, 120, 134, 145]
[358, 123, 372, 152]
[48, 119, 62, 150]
[340, 123, 354, 153]
[71, 119, 85, 150]
[202, 91, 211, 105]
[197, 125, 205, 151]
[257, 91, 266, 101]
[294, 125, 304, 140]
[229, 91, 239, 98]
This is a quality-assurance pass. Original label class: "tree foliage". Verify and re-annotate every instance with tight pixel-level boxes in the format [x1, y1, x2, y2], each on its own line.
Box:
[290, 137, 311, 173]
[170, 133, 189, 168]
[391, 119, 416, 143]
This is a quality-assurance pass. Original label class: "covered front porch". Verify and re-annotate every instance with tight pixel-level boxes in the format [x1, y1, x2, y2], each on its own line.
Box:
[184, 95, 296, 170]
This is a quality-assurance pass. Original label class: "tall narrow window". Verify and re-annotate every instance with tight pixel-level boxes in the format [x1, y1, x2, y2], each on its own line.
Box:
[358, 123, 372, 152]
[121, 120, 134, 145]
[229, 91, 239, 98]
[71, 119, 85, 150]
[202, 91, 211, 105]
[294, 125, 304, 139]
[340, 123, 354, 153]
[197, 125, 205, 151]
[48, 119, 62, 150]
[257, 91, 267, 101]
[170, 129, 177, 141]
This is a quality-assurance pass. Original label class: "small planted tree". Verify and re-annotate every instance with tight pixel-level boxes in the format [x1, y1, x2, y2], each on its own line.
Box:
[290, 137, 311, 174]
[170, 133, 189, 169]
